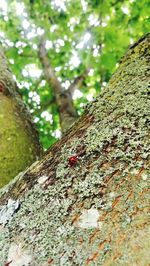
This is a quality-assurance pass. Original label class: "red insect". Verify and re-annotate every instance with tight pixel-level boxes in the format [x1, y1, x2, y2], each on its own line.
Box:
[0, 83, 5, 93]
[68, 155, 78, 166]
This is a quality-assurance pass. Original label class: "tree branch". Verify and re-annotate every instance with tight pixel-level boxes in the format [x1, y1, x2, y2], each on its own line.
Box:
[38, 38, 63, 96]
[34, 97, 56, 116]
[38, 37, 78, 132]
[67, 69, 89, 96]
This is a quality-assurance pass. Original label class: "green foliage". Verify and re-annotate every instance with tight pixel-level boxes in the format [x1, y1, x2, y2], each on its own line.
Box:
[0, 0, 149, 148]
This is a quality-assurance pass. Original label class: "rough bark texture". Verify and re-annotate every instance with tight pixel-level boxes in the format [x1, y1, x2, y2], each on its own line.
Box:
[0, 34, 149, 266]
[0, 49, 41, 188]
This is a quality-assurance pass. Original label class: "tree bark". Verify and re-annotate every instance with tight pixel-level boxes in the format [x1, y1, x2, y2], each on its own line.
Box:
[0, 34, 149, 265]
[0, 49, 41, 188]
[39, 38, 86, 133]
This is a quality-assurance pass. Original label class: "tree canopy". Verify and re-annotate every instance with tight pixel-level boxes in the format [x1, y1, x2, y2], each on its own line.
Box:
[0, 0, 149, 148]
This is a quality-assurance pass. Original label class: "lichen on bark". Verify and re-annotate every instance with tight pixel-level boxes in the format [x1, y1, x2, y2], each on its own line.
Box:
[0, 34, 149, 265]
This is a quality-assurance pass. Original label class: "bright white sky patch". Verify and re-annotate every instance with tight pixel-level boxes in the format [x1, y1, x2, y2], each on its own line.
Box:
[64, 35, 68, 41]
[33, 43, 37, 50]
[15, 2, 25, 16]
[73, 89, 83, 100]
[50, 24, 58, 33]
[13, 75, 17, 82]
[34, 117, 39, 123]
[93, 47, 99, 57]
[76, 42, 83, 49]
[58, 77, 62, 82]
[62, 80, 70, 89]
[9, 59, 14, 64]
[15, 41, 27, 48]
[55, 38, 65, 48]
[77, 32, 91, 49]
[0, 0, 8, 14]
[22, 64, 42, 78]
[37, 27, 44, 36]
[80, 102, 85, 107]
[51, 0, 67, 12]
[88, 69, 94, 76]
[29, 91, 40, 105]
[27, 29, 37, 39]
[84, 32, 91, 42]
[102, 81, 107, 87]
[41, 111, 53, 123]
[45, 40, 53, 49]
[81, 0, 88, 11]
[105, 15, 110, 21]
[76, 208, 100, 228]
[102, 21, 107, 27]
[88, 14, 99, 26]
[56, 48, 60, 53]
[22, 19, 30, 30]
[18, 81, 31, 90]
[4, 39, 14, 47]
[0, 31, 5, 38]
[68, 17, 79, 31]
[86, 94, 93, 102]
[130, 38, 134, 45]
[55, 66, 62, 72]
[40, 80, 46, 87]
[70, 51, 81, 68]
[69, 17, 79, 25]
[121, 5, 130, 14]
[52, 129, 61, 138]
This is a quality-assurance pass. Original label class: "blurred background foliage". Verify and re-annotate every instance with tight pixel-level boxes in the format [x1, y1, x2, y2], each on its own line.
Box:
[0, 0, 149, 149]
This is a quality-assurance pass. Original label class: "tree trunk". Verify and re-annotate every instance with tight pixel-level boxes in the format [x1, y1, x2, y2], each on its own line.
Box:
[0, 49, 41, 188]
[39, 38, 85, 133]
[0, 34, 149, 265]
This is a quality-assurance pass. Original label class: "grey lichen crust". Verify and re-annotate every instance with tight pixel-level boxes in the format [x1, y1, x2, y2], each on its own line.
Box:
[0, 36, 150, 265]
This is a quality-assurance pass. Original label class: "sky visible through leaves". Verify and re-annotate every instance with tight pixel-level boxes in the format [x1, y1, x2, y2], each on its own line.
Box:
[0, 0, 149, 149]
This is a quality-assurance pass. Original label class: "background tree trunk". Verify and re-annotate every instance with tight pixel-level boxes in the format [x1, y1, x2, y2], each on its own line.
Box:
[39, 38, 87, 133]
[0, 34, 149, 265]
[0, 49, 41, 188]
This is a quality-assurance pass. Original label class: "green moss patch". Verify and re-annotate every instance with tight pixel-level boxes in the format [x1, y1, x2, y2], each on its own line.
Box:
[0, 95, 38, 187]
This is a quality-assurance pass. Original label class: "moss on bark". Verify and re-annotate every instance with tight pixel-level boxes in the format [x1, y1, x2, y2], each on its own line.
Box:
[0, 95, 40, 187]
[0, 49, 41, 187]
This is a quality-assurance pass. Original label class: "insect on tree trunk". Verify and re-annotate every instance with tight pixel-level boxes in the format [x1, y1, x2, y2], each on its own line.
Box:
[0, 34, 149, 265]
